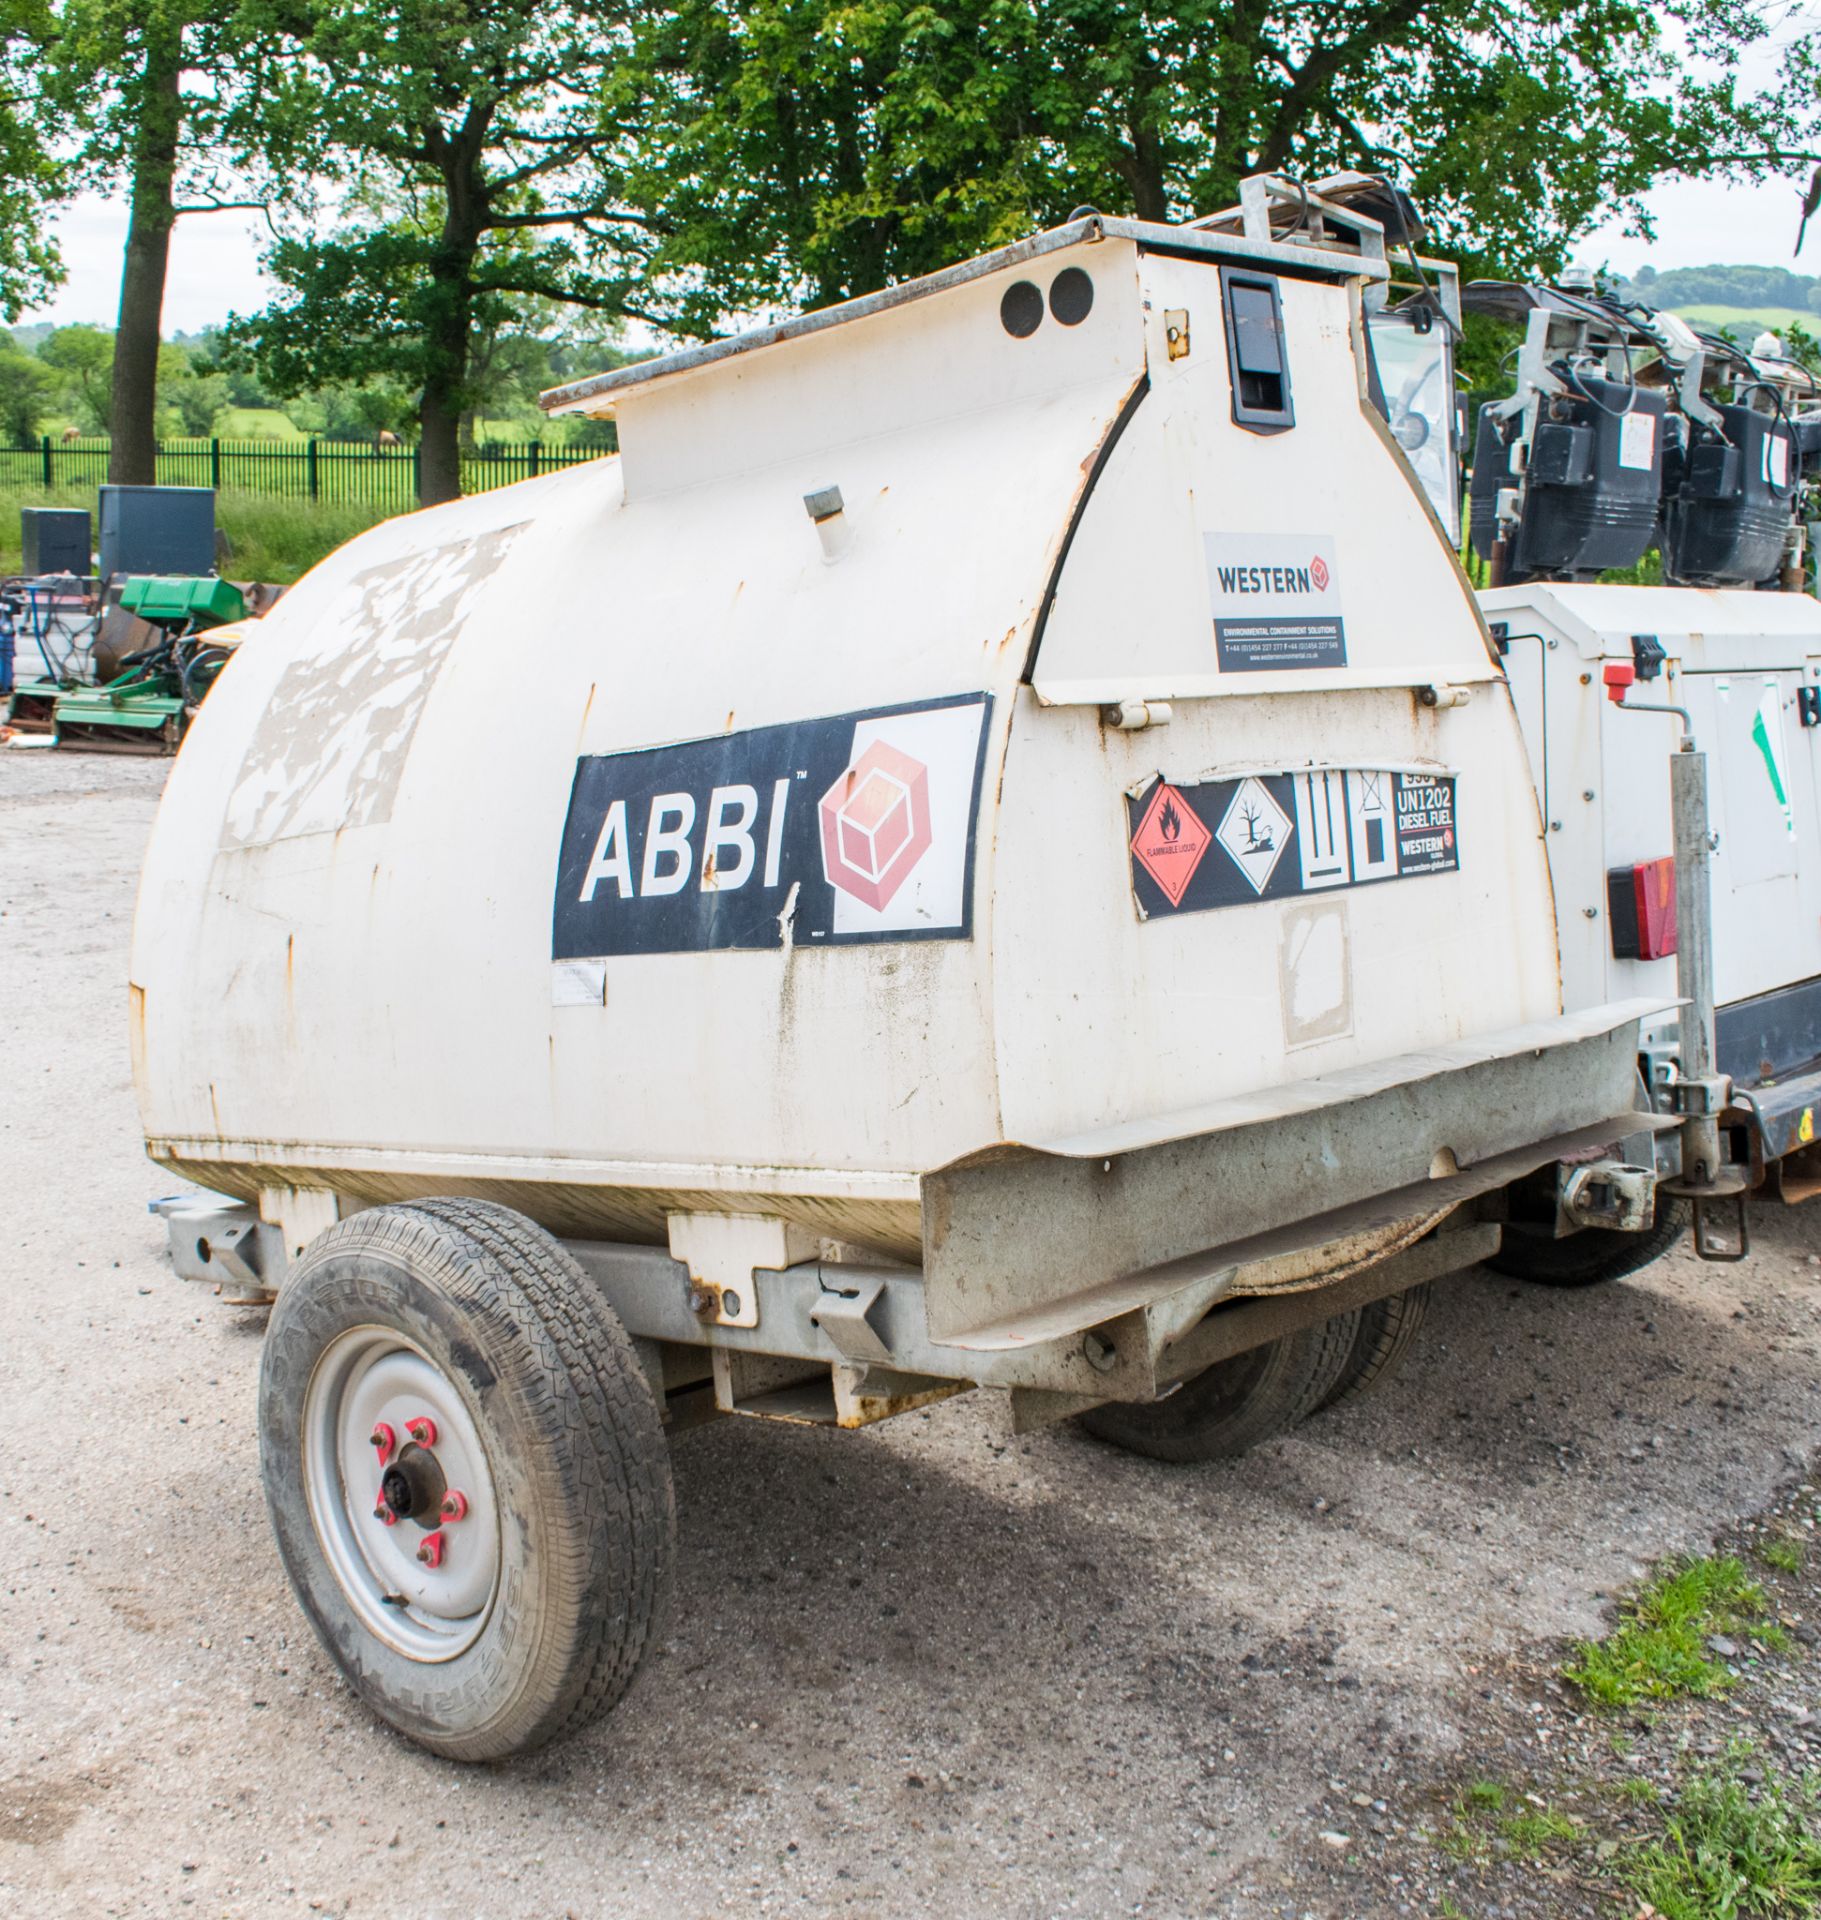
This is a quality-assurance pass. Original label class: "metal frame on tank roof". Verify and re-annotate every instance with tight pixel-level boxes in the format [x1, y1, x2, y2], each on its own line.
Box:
[539, 204, 1392, 421]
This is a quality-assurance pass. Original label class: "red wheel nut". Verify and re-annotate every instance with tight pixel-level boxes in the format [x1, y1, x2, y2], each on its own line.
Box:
[416, 1531, 445, 1569]
[369, 1422, 396, 1466]
[405, 1416, 438, 1447]
[372, 1503, 397, 1528]
[439, 1490, 468, 1523]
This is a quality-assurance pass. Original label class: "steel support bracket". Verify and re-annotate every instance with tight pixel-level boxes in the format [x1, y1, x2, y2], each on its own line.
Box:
[808, 1276, 894, 1365]
[1558, 1161, 1656, 1234]
[1672, 1072, 1733, 1117]
[1689, 1184, 1751, 1263]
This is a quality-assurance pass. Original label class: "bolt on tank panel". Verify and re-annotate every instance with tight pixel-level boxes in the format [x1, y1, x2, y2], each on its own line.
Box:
[610, 237, 1146, 502]
[1031, 252, 1497, 704]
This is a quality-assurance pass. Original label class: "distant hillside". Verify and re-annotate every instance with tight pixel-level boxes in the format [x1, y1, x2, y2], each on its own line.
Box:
[1618, 264, 1821, 312]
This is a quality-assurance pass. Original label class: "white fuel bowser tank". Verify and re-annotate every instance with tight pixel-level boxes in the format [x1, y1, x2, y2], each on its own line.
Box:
[133, 200, 1651, 1333]
[128, 185, 1666, 1760]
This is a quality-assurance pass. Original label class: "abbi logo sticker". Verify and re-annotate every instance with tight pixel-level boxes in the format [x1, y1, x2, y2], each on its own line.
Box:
[819, 739, 933, 910]
[552, 694, 991, 960]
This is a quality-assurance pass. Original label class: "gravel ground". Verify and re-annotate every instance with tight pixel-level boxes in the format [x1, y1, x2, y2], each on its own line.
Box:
[3, 745, 1821, 1920]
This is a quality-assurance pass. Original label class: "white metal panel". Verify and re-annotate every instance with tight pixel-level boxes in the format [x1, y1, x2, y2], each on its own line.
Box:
[990, 680, 1563, 1144]
[611, 236, 1144, 500]
[1481, 582, 1821, 1020]
[1032, 255, 1498, 702]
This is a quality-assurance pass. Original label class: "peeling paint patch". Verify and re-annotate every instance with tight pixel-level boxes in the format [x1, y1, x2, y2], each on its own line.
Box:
[220, 524, 526, 849]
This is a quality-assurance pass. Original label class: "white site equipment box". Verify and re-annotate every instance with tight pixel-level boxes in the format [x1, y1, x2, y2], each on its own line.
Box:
[1486, 582, 1821, 1178]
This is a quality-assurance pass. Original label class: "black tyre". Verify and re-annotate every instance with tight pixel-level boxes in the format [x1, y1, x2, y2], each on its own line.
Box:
[259, 1201, 674, 1761]
[181, 643, 233, 705]
[1315, 1284, 1430, 1412]
[1078, 1310, 1360, 1463]
[1487, 1198, 1689, 1288]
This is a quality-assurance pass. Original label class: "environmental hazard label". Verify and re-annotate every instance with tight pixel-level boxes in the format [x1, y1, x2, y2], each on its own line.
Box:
[1214, 777, 1291, 895]
[1126, 767, 1458, 919]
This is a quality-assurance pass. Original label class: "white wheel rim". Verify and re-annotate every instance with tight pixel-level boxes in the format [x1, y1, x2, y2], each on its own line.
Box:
[301, 1327, 502, 1662]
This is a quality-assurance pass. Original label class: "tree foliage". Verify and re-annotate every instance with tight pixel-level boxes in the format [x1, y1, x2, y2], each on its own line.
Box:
[38, 323, 115, 430]
[0, 339, 56, 440]
[625, 0, 1817, 333]
[0, 3, 69, 321]
[227, 0, 651, 501]
[45, 0, 315, 478]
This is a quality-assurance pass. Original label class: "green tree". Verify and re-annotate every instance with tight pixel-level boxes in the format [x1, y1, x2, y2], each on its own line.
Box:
[626, 0, 1818, 330]
[0, 339, 56, 440]
[0, 4, 68, 321]
[156, 338, 230, 435]
[39, 324, 115, 431]
[231, 0, 651, 505]
[49, 2, 314, 485]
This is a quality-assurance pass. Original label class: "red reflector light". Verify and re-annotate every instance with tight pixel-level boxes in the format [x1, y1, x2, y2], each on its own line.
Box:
[1607, 855, 1676, 960]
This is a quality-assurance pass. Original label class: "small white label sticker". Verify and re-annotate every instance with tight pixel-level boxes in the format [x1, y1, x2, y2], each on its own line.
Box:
[1618, 410, 1657, 472]
[1764, 433, 1791, 487]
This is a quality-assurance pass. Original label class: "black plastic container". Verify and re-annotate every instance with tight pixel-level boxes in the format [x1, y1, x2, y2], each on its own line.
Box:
[1660, 402, 1798, 587]
[1469, 376, 1666, 581]
[97, 485, 215, 581]
[21, 506, 91, 576]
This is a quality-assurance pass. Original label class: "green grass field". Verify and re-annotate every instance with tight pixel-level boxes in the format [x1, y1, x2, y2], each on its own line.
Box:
[210, 407, 306, 441]
[1667, 302, 1818, 338]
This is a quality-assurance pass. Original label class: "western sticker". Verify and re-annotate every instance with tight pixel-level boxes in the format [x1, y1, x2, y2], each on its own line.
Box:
[553, 694, 992, 960]
[1127, 767, 1458, 918]
[1205, 531, 1346, 671]
[1392, 775, 1459, 875]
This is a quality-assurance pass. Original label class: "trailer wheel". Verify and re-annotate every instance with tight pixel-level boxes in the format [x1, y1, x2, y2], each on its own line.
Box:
[1488, 1198, 1690, 1288]
[259, 1202, 674, 1761]
[1314, 1285, 1430, 1412]
[1077, 1311, 1360, 1463]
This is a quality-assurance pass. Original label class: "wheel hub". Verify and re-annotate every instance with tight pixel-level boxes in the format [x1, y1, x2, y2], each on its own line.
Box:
[302, 1331, 502, 1661]
[379, 1448, 447, 1525]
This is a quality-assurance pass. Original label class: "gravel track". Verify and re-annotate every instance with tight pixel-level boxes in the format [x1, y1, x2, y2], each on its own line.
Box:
[3, 747, 1819, 1918]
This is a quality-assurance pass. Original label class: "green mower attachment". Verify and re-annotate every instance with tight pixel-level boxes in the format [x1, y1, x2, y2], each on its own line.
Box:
[52, 575, 245, 754]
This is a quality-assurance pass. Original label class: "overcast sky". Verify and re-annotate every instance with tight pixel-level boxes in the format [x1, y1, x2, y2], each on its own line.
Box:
[19, 168, 1821, 337]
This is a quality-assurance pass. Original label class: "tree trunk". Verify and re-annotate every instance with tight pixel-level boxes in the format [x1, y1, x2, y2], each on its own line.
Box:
[417, 381, 462, 507]
[415, 137, 486, 507]
[416, 262, 472, 506]
[108, 21, 185, 487]
[1128, 118, 1170, 222]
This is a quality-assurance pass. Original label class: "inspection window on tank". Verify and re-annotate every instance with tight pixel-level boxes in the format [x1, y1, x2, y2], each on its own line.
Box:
[1221, 267, 1294, 432]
